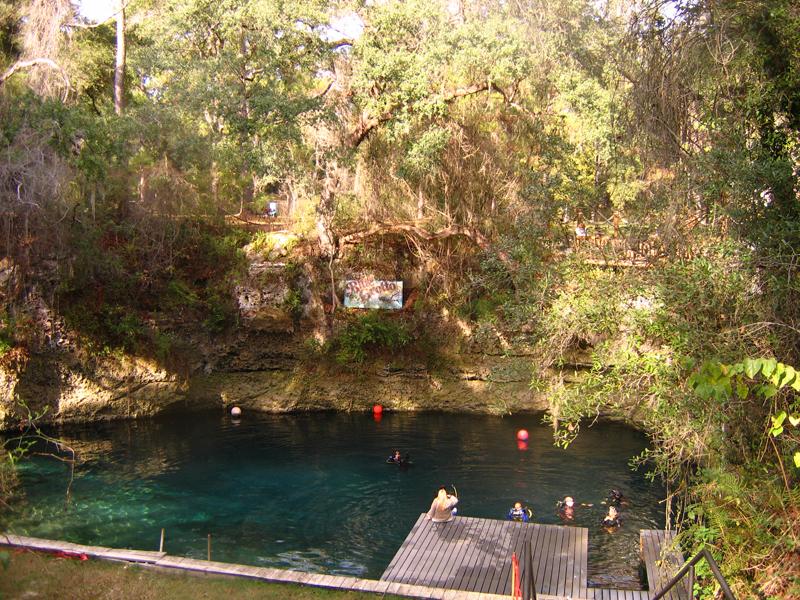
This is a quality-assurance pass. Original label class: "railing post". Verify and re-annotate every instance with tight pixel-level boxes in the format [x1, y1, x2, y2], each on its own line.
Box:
[701, 549, 736, 600]
[650, 547, 736, 600]
[524, 540, 537, 600]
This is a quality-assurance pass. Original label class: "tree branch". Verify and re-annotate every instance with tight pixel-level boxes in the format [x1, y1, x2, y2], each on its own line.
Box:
[338, 221, 514, 269]
[0, 58, 71, 99]
[349, 83, 492, 148]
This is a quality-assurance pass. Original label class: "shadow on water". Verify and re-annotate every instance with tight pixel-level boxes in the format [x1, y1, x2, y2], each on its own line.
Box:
[2, 411, 665, 588]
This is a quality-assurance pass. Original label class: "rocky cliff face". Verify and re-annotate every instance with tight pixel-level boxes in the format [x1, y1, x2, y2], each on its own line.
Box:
[0, 241, 546, 430]
[0, 329, 543, 430]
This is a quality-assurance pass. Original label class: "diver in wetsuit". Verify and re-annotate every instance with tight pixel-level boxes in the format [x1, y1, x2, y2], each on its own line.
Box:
[558, 496, 575, 521]
[386, 450, 411, 467]
[607, 489, 627, 506]
[507, 502, 533, 522]
[602, 506, 621, 529]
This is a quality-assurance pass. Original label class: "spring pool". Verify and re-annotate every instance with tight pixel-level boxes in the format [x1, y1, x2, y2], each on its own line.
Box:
[2, 411, 665, 588]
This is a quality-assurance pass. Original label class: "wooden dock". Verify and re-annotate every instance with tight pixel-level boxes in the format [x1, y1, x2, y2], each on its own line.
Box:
[640, 529, 688, 600]
[382, 516, 689, 600]
[3, 525, 689, 600]
[381, 514, 590, 598]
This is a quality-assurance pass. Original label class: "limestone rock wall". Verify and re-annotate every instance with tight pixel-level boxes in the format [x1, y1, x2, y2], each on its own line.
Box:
[0, 245, 546, 429]
[0, 350, 190, 429]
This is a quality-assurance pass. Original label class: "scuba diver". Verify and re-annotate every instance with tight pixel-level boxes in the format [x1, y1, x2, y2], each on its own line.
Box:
[557, 496, 575, 521]
[607, 489, 628, 506]
[602, 505, 621, 530]
[386, 450, 412, 467]
[507, 502, 533, 522]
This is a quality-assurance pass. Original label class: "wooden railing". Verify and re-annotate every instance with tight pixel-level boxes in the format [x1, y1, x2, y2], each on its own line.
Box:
[650, 547, 736, 600]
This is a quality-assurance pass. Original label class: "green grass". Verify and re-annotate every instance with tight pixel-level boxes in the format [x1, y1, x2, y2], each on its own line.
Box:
[0, 550, 404, 600]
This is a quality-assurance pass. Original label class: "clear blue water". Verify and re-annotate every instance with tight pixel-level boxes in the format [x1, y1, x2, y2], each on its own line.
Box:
[2, 411, 665, 588]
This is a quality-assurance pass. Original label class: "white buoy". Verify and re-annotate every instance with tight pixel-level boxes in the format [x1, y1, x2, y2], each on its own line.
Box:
[231, 406, 242, 417]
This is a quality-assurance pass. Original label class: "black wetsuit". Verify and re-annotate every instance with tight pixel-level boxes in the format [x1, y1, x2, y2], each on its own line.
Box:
[602, 516, 620, 528]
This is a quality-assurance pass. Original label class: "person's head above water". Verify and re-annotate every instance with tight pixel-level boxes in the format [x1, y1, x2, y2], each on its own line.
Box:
[514, 502, 523, 510]
[564, 496, 574, 507]
[607, 506, 618, 518]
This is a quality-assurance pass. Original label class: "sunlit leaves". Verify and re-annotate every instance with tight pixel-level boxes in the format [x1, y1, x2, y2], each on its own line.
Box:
[770, 410, 786, 437]
[690, 358, 800, 477]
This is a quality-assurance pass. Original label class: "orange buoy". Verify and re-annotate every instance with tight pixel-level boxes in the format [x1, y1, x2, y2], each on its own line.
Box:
[516, 429, 529, 441]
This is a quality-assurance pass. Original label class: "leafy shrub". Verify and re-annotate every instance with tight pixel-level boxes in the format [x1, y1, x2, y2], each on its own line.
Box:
[203, 292, 236, 333]
[165, 280, 200, 311]
[332, 312, 410, 364]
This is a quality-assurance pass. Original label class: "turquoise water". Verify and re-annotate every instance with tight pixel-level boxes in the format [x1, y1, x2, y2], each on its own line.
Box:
[2, 411, 665, 588]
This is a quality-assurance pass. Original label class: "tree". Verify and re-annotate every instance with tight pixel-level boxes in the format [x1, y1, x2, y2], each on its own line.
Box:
[114, 0, 125, 115]
[136, 0, 332, 213]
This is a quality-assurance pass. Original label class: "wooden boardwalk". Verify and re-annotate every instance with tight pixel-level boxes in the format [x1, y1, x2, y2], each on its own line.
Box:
[4, 526, 689, 600]
[641, 530, 688, 600]
[382, 516, 690, 600]
[381, 514, 590, 598]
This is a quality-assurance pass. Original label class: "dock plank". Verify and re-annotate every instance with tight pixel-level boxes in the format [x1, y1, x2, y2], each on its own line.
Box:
[432, 519, 474, 589]
[416, 515, 465, 587]
[381, 513, 426, 579]
[578, 527, 590, 598]
[493, 520, 524, 596]
[474, 519, 509, 593]
[640, 530, 686, 600]
[452, 516, 496, 591]
[391, 517, 440, 584]
[465, 517, 497, 592]
[532, 524, 551, 594]
[484, 518, 511, 592]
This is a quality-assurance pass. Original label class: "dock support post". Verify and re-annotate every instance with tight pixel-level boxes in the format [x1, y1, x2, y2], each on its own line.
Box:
[159, 528, 165, 553]
[207, 534, 211, 561]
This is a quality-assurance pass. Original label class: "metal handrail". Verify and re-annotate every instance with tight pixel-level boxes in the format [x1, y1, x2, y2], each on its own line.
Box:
[522, 540, 538, 600]
[650, 547, 736, 600]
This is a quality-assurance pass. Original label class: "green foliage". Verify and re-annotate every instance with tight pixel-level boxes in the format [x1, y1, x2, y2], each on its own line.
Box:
[166, 280, 200, 311]
[331, 312, 410, 365]
[58, 219, 246, 354]
[0, 310, 14, 356]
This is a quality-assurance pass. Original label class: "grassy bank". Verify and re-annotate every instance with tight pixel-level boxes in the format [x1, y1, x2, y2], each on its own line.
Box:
[0, 549, 403, 600]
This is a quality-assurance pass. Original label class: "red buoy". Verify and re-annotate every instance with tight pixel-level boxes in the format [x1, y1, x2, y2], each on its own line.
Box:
[373, 404, 383, 415]
[517, 440, 528, 451]
[516, 429, 529, 441]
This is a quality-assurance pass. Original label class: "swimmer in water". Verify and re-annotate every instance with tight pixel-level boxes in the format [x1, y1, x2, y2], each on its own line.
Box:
[606, 489, 628, 506]
[602, 505, 621, 529]
[387, 450, 412, 467]
[507, 502, 533, 522]
[558, 496, 575, 521]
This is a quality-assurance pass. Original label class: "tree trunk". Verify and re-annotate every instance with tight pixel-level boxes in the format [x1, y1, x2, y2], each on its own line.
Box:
[113, 0, 126, 115]
[210, 160, 219, 205]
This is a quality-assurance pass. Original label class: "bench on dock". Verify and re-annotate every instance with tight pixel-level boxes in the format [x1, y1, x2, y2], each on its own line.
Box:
[640, 530, 689, 600]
